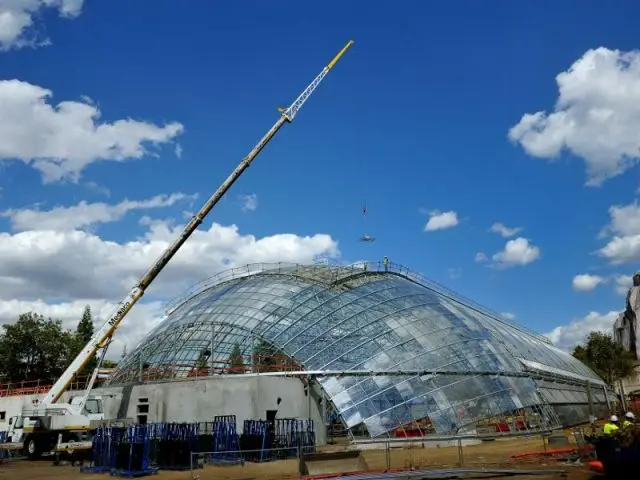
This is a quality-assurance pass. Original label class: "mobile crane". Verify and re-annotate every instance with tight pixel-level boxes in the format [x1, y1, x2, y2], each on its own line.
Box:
[2, 40, 354, 459]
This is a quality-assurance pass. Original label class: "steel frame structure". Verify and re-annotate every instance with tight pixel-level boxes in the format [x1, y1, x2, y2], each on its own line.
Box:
[108, 261, 612, 439]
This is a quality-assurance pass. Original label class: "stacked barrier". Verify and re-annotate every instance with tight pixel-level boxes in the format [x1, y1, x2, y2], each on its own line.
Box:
[273, 418, 316, 457]
[209, 415, 240, 464]
[241, 420, 271, 462]
[81, 425, 157, 477]
[0, 431, 9, 464]
[81, 417, 316, 473]
[81, 426, 123, 473]
[112, 424, 157, 477]
[150, 422, 200, 470]
[240, 419, 315, 462]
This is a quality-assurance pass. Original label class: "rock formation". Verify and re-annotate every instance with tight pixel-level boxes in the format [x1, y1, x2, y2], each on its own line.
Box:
[614, 277, 640, 361]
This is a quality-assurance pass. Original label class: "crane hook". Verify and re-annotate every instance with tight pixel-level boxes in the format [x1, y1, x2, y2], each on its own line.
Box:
[359, 203, 375, 242]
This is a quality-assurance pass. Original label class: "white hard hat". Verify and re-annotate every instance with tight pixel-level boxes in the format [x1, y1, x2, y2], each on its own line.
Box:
[626, 412, 635, 419]
[611, 415, 619, 422]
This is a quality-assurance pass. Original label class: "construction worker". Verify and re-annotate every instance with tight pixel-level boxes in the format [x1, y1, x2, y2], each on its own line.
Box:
[603, 415, 620, 435]
[622, 411, 636, 429]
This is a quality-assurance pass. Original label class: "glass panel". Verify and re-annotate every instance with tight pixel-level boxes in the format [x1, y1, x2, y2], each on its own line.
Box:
[107, 263, 606, 438]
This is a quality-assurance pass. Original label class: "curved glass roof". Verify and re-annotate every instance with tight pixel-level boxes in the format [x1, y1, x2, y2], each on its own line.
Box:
[109, 261, 608, 438]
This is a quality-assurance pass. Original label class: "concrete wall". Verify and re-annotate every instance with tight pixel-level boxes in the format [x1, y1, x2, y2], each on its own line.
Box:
[0, 376, 326, 444]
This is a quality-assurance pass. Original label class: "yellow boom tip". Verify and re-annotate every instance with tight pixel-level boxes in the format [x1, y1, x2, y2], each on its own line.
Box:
[327, 40, 354, 71]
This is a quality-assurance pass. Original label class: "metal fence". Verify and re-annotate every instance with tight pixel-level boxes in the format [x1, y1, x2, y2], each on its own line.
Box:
[188, 429, 564, 480]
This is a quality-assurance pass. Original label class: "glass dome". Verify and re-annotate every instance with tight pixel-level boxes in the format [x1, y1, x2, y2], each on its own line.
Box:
[108, 261, 610, 438]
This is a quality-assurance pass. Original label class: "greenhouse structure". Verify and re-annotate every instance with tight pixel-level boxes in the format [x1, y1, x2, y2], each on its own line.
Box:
[107, 261, 611, 438]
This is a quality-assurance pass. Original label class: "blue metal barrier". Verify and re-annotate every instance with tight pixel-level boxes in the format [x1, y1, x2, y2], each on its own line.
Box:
[80, 416, 315, 474]
[240, 418, 315, 462]
[0, 431, 10, 463]
[210, 415, 240, 464]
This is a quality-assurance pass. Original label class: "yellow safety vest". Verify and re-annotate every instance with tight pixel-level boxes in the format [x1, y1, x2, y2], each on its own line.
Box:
[622, 420, 634, 429]
[603, 423, 619, 435]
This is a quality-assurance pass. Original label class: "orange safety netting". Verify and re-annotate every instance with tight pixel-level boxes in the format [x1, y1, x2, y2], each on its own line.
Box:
[0, 375, 99, 398]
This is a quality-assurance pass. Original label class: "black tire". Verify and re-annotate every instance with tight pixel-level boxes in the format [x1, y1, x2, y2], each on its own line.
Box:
[24, 435, 42, 460]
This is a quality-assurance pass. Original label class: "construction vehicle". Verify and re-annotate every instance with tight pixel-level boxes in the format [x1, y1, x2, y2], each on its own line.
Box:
[0, 40, 353, 459]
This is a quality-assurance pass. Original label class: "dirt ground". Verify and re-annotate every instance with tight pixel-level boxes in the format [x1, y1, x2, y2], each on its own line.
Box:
[0, 437, 601, 480]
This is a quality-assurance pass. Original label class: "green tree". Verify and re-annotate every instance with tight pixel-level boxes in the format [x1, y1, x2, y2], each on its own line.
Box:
[71, 305, 96, 375]
[252, 339, 281, 373]
[0, 312, 76, 383]
[572, 331, 637, 385]
[102, 360, 118, 369]
[228, 343, 245, 373]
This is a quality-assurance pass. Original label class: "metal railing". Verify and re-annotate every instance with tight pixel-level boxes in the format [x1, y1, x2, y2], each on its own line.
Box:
[188, 430, 569, 480]
[0, 375, 105, 398]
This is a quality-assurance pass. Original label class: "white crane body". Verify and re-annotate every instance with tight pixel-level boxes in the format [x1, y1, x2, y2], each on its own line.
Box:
[1, 40, 353, 458]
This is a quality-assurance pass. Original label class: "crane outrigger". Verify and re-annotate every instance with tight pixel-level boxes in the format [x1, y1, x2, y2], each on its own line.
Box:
[3, 40, 354, 458]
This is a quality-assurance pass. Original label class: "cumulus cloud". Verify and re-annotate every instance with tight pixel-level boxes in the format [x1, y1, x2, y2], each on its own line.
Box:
[601, 201, 640, 238]
[0, 0, 84, 51]
[509, 47, 640, 186]
[614, 274, 632, 295]
[474, 252, 488, 263]
[501, 312, 515, 320]
[572, 273, 605, 292]
[2, 193, 196, 231]
[0, 221, 339, 301]
[424, 210, 459, 232]
[0, 79, 184, 182]
[545, 311, 618, 351]
[598, 201, 640, 264]
[240, 193, 258, 212]
[491, 237, 541, 268]
[0, 202, 340, 354]
[489, 222, 522, 238]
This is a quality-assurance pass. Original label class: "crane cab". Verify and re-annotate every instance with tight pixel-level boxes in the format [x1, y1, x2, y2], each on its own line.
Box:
[6, 415, 25, 444]
[69, 395, 105, 419]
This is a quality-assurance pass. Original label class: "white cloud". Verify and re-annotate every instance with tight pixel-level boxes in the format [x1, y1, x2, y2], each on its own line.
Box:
[424, 210, 459, 232]
[2, 193, 196, 231]
[602, 202, 640, 237]
[614, 274, 632, 295]
[475, 252, 488, 263]
[489, 222, 522, 238]
[0, 79, 184, 183]
[0, 211, 339, 356]
[491, 237, 541, 268]
[85, 181, 111, 197]
[598, 201, 640, 264]
[509, 47, 640, 186]
[0, 0, 84, 51]
[572, 273, 605, 292]
[501, 312, 515, 320]
[545, 311, 618, 351]
[240, 193, 258, 212]
[0, 220, 339, 302]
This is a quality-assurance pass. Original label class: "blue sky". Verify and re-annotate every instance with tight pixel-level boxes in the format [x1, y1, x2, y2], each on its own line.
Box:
[1, 0, 640, 354]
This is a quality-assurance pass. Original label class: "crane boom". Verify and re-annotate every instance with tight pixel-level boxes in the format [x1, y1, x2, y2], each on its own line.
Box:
[42, 40, 354, 406]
